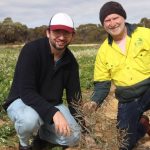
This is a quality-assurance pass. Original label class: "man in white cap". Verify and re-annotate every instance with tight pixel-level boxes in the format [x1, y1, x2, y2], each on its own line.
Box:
[3, 12, 81, 150]
[83, 1, 150, 150]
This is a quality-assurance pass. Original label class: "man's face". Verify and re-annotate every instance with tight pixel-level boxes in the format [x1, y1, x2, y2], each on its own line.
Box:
[103, 14, 126, 38]
[47, 29, 74, 51]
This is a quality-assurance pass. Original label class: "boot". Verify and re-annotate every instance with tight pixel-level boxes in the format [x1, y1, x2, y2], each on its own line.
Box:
[140, 115, 150, 136]
[32, 134, 48, 150]
[19, 143, 32, 150]
[32, 134, 69, 150]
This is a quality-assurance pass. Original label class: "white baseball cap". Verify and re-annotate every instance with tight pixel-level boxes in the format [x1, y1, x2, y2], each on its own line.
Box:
[49, 13, 74, 33]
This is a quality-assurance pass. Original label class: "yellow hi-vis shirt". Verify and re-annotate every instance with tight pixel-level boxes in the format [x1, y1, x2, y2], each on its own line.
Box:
[94, 27, 150, 86]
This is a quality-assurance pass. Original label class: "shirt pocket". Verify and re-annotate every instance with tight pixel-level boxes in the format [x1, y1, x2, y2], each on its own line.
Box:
[106, 56, 125, 76]
[133, 46, 150, 73]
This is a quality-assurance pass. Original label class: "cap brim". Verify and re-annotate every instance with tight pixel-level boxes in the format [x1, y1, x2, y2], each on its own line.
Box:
[50, 25, 74, 33]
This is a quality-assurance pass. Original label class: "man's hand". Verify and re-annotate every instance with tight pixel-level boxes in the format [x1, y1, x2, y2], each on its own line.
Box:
[53, 111, 71, 136]
[83, 101, 98, 113]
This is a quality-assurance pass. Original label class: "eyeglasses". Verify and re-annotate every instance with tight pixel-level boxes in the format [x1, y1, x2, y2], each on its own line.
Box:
[51, 30, 72, 38]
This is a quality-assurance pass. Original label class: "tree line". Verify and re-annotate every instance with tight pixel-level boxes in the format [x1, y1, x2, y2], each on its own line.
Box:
[0, 17, 150, 44]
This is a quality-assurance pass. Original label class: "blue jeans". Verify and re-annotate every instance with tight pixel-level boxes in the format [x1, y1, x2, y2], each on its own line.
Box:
[7, 99, 81, 147]
[117, 88, 150, 150]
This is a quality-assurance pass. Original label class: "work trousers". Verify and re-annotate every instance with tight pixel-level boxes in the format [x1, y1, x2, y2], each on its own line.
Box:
[117, 88, 150, 150]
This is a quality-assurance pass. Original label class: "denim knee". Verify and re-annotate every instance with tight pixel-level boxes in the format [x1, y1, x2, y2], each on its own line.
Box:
[15, 110, 41, 135]
[39, 115, 81, 146]
[56, 128, 81, 146]
[69, 127, 81, 146]
[7, 99, 43, 135]
[61, 124, 81, 146]
[15, 114, 39, 132]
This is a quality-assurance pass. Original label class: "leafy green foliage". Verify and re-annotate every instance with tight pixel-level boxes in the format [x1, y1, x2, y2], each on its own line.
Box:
[70, 45, 98, 90]
[0, 124, 16, 145]
[0, 18, 28, 44]
[78, 56, 95, 89]
[0, 47, 19, 119]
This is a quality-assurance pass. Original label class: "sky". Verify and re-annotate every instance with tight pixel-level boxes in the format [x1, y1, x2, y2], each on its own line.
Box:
[0, 0, 150, 28]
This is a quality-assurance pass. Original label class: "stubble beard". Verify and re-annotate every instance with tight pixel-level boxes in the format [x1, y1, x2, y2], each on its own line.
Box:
[50, 40, 69, 51]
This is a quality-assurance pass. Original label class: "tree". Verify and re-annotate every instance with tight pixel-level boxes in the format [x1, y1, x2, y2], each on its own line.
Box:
[0, 17, 149, 44]
[0, 17, 28, 44]
[74, 24, 107, 44]
[25, 25, 47, 42]
[139, 18, 150, 28]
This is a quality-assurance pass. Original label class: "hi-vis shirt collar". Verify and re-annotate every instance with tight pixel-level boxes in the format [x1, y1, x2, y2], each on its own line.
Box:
[108, 23, 137, 45]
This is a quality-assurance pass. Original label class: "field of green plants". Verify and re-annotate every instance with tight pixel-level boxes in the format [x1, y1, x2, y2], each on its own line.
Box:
[1, 44, 147, 150]
[0, 44, 99, 149]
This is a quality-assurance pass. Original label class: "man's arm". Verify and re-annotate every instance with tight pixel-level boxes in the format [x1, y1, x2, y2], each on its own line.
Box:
[83, 81, 111, 112]
[91, 81, 111, 106]
[17, 42, 59, 123]
[66, 59, 82, 115]
[83, 46, 111, 111]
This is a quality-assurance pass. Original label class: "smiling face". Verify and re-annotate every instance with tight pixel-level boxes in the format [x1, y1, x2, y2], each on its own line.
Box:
[46, 29, 74, 52]
[103, 14, 126, 40]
